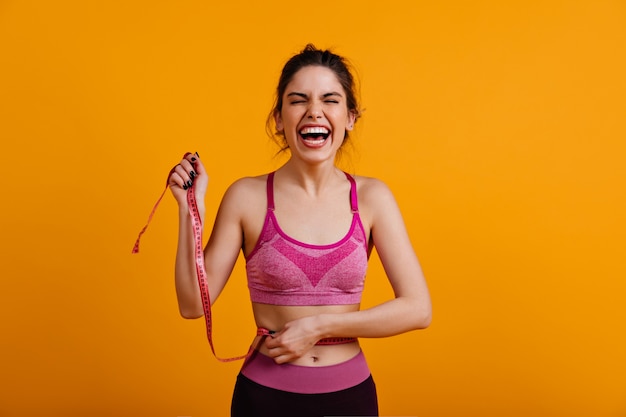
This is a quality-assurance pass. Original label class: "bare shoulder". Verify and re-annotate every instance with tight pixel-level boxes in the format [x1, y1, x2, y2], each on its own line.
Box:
[352, 175, 398, 211]
[220, 174, 268, 206]
[221, 175, 267, 217]
[218, 174, 269, 255]
[351, 175, 402, 233]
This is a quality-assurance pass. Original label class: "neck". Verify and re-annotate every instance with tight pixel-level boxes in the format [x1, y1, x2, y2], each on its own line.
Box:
[279, 158, 344, 196]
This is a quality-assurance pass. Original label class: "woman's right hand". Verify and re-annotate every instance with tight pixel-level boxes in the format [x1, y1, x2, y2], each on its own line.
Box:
[168, 152, 208, 206]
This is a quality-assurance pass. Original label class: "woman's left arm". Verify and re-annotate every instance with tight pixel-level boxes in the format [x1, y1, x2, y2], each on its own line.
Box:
[265, 178, 431, 362]
[267, 177, 431, 358]
[316, 177, 432, 338]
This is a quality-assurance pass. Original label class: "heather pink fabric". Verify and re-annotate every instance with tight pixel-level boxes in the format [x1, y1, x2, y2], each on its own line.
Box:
[245, 172, 369, 306]
[240, 350, 371, 394]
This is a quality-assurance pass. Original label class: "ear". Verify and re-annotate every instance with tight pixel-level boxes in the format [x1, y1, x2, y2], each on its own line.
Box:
[346, 110, 356, 131]
[274, 110, 284, 132]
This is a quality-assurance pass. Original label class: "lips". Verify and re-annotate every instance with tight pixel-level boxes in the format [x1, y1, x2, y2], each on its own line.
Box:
[299, 125, 330, 146]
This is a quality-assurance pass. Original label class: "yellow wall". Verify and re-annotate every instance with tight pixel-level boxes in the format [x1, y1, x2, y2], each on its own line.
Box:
[1, 1, 625, 416]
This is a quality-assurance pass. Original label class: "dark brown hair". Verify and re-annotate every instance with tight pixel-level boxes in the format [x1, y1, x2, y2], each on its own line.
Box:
[266, 44, 362, 151]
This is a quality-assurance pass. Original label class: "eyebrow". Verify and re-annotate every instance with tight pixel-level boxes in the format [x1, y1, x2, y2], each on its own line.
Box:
[286, 91, 344, 99]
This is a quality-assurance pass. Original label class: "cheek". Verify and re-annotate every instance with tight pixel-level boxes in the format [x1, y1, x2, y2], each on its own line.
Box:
[282, 112, 302, 129]
[283, 128, 300, 145]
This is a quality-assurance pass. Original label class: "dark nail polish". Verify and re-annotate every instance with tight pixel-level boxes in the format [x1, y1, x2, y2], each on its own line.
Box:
[186, 180, 193, 188]
[190, 171, 196, 179]
[191, 157, 197, 162]
[195, 151, 200, 158]
[182, 184, 188, 190]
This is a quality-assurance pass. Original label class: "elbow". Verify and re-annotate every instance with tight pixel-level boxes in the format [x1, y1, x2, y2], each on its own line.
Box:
[417, 308, 432, 329]
[178, 306, 204, 320]
[176, 293, 205, 319]
[411, 302, 432, 330]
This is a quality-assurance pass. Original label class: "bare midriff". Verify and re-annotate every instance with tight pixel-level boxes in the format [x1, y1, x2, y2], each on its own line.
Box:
[251, 302, 362, 367]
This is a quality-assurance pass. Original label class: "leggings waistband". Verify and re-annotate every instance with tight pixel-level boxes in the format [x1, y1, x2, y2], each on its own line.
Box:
[240, 350, 371, 394]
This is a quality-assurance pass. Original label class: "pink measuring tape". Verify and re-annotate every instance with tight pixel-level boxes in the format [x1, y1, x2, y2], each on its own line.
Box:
[132, 154, 355, 362]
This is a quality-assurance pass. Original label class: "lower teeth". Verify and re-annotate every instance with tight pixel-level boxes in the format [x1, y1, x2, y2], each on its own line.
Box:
[304, 138, 325, 145]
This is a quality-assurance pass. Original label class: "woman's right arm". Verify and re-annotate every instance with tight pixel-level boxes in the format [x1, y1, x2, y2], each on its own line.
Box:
[168, 153, 245, 319]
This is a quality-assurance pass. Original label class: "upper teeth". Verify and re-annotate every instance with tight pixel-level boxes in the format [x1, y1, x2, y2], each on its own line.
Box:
[300, 126, 329, 135]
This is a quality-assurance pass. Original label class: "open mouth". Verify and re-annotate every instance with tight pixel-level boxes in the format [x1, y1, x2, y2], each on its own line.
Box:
[299, 126, 331, 145]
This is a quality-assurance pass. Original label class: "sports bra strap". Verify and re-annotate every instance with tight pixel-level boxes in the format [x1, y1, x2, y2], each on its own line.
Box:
[267, 172, 275, 211]
[266, 171, 358, 212]
[344, 172, 359, 213]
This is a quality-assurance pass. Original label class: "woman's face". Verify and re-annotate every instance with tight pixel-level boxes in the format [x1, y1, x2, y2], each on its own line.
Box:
[275, 65, 355, 164]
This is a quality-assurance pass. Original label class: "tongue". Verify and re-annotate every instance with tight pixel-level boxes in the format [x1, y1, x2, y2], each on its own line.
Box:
[301, 134, 327, 146]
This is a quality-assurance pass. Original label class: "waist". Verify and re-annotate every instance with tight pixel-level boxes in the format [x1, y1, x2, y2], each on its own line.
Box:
[257, 327, 356, 345]
[254, 327, 360, 367]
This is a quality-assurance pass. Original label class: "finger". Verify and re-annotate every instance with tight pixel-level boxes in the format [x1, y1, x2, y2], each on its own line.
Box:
[263, 332, 283, 349]
[178, 158, 196, 179]
[169, 165, 193, 190]
[183, 151, 200, 165]
[269, 349, 295, 365]
[264, 336, 278, 350]
[187, 151, 207, 177]
[168, 170, 187, 190]
[182, 152, 206, 183]
[273, 354, 290, 365]
[264, 344, 282, 360]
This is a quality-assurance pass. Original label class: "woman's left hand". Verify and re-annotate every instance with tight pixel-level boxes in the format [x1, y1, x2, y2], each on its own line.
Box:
[263, 316, 323, 364]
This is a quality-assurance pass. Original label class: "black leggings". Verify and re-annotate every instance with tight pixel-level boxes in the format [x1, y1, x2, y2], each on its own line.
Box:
[231, 373, 379, 417]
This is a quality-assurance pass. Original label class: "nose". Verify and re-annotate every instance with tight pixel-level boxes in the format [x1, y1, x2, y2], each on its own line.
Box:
[307, 102, 323, 119]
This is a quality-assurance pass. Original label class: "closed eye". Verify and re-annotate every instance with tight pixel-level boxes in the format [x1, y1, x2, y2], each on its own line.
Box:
[323, 92, 343, 103]
[287, 92, 308, 104]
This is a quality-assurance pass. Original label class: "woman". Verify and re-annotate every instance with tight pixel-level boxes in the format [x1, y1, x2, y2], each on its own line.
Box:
[168, 44, 431, 417]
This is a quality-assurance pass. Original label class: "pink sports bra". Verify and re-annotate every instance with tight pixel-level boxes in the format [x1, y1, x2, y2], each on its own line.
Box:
[245, 172, 369, 306]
